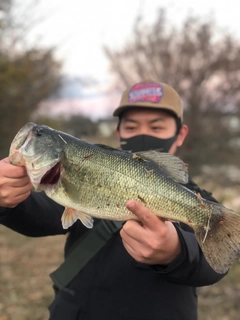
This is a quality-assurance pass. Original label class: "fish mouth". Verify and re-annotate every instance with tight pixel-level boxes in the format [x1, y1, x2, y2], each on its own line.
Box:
[9, 123, 37, 166]
[40, 162, 61, 185]
[9, 122, 63, 190]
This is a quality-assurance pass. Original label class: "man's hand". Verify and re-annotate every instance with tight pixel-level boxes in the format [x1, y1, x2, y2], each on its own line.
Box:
[120, 200, 182, 265]
[0, 158, 32, 208]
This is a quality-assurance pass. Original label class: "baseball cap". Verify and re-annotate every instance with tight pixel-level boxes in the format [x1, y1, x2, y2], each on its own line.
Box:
[113, 78, 183, 122]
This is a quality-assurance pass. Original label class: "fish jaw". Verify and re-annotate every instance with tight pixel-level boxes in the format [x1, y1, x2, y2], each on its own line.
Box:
[9, 122, 36, 166]
[9, 123, 63, 190]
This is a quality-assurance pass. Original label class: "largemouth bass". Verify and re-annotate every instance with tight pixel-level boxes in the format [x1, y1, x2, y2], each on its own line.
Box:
[9, 122, 240, 274]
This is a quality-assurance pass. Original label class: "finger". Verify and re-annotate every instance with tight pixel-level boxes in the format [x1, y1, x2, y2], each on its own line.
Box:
[2, 190, 31, 208]
[121, 238, 141, 261]
[6, 167, 28, 179]
[0, 180, 33, 200]
[14, 189, 31, 200]
[2, 157, 14, 163]
[121, 220, 146, 242]
[13, 182, 33, 194]
[0, 180, 32, 205]
[1, 160, 28, 179]
[122, 237, 154, 264]
[126, 200, 164, 230]
[6, 176, 32, 188]
[120, 224, 142, 245]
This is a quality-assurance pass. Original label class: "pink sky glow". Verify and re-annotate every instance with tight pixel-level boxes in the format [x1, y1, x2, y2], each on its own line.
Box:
[37, 92, 121, 121]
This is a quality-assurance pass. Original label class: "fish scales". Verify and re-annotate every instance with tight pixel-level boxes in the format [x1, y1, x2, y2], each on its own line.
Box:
[59, 136, 210, 225]
[9, 122, 240, 274]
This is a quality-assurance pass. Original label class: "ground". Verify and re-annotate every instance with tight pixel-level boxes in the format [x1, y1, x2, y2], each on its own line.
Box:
[0, 229, 65, 320]
[1, 181, 240, 319]
[1, 225, 240, 320]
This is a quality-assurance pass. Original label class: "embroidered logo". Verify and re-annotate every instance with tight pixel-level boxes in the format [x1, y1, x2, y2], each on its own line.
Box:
[128, 82, 163, 103]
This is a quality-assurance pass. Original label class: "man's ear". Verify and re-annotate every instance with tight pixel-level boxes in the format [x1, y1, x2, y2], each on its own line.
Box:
[176, 124, 188, 147]
[115, 128, 120, 138]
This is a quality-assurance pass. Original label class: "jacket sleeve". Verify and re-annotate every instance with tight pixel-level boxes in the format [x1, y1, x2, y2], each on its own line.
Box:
[152, 223, 226, 286]
[0, 191, 67, 237]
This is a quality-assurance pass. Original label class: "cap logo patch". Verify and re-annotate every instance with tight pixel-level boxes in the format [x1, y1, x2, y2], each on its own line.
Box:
[128, 82, 163, 103]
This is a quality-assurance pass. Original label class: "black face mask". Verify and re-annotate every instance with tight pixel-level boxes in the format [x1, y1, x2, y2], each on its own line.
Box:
[120, 134, 177, 153]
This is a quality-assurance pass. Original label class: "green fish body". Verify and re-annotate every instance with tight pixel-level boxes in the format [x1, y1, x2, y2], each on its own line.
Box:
[9, 122, 240, 274]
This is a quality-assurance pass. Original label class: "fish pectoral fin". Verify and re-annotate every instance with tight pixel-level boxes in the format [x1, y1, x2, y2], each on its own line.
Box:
[62, 180, 81, 203]
[135, 151, 189, 184]
[61, 207, 94, 229]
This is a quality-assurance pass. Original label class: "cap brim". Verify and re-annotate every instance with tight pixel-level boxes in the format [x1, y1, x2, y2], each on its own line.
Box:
[113, 104, 181, 120]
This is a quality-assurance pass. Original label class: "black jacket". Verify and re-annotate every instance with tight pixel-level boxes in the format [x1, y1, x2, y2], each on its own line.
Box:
[0, 179, 226, 320]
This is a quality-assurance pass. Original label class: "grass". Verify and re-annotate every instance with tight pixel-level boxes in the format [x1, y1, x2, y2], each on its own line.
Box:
[197, 263, 240, 320]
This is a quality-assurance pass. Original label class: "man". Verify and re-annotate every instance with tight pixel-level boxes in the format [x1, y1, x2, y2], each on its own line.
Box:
[0, 79, 226, 320]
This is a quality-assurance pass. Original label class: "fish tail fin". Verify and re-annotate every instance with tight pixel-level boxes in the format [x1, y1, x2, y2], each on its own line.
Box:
[195, 205, 240, 274]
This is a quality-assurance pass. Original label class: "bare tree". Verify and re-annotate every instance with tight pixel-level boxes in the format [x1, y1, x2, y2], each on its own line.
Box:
[104, 9, 240, 174]
[0, 0, 62, 157]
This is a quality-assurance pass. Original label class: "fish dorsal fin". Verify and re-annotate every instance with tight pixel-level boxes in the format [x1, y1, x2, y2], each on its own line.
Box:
[95, 144, 120, 152]
[135, 151, 189, 184]
[95, 144, 131, 155]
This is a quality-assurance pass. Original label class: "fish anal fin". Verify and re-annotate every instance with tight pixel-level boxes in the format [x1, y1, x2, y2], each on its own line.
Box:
[135, 151, 188, 184]
[63, 180, 81, 203]
[76, 211, 94, 229]
[61, 207, 94, 229]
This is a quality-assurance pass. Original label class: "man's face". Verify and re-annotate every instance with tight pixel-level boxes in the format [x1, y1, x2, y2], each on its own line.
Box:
[119, 108, 177, 138]
[117, 108, 188, 155]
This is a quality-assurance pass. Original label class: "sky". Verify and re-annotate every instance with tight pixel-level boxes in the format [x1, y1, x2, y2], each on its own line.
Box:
[27, 0, 240, 82]
[21, 0, 240, 119]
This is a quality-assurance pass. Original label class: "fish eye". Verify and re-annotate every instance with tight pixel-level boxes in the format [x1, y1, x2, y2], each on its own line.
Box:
[35, 127, 44, 137]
